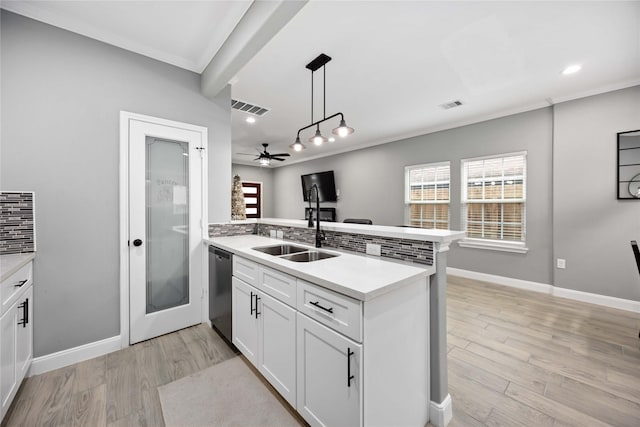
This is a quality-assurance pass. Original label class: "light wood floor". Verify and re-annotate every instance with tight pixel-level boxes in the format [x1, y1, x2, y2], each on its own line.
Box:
[3, 276, 640, 427]
[445, 275, 640, 427]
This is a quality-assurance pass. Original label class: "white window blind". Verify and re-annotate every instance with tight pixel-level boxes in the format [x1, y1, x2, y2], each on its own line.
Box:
[405, 162, 450, 229]
[461, 153, 526, 242]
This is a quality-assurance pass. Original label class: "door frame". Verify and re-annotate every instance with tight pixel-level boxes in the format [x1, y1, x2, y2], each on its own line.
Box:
[119, 111, 209, 348]
[241, 180, 263, 218]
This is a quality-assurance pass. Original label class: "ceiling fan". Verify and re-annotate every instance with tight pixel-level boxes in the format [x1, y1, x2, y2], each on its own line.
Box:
[238, 143, 290, 166]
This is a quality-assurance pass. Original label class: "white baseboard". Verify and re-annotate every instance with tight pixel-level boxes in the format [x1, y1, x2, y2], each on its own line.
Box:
[552, 286, 640, 313]
[29, 335, 122, 376]
[447, 267, 552, 294]
[429, 394, 453, 427]
[447, 267, 640, 313]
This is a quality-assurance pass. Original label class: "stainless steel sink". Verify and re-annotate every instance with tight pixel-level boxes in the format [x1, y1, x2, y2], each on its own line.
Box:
[280, 251, 339, 262]
[252, 244, 309, 256]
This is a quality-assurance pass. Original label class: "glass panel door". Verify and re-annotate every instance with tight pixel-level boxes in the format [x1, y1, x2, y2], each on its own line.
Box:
[145, 137, 189, 313]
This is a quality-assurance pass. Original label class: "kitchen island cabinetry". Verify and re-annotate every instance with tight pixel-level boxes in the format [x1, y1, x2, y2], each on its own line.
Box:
[0, 256, 34, 422]
[297, 313, 362, 427]
[223, 240, 430, 427]
[232, 274, 297, 407]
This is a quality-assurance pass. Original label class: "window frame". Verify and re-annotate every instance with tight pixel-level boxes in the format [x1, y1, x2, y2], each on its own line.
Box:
[459, 151, 528, 253]
[404, 161, 451, 230]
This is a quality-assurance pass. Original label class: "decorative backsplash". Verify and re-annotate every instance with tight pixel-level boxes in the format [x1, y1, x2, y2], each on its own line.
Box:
[0, 192, 36, 254]
[209, 222, 257, 237]
[255, 224, 434, 266]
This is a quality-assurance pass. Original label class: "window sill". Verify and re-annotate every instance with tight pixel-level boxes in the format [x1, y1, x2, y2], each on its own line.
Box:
[458, 239, 529, 254]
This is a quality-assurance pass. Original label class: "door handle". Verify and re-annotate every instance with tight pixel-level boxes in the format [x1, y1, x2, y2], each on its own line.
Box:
[14, 280, 28, 288]
[255, 295, 261, 319]
[250, 291, 256, 315]
[133, 239, 143, 247]
[347, 347, 355, 387]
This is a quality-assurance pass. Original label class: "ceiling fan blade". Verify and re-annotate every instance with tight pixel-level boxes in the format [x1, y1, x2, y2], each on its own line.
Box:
[270, 153, 290, 157]
[272, 157, 286, 161]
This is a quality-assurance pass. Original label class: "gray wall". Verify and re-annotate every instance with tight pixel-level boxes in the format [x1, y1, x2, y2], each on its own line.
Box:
[232, 164, 275, 218]
[273, 108, 554, 285]
[553, 86, 640, 300]
[0, 11, 232, 356]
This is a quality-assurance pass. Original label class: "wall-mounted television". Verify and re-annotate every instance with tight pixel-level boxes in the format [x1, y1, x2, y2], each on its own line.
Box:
[301, 170, 337, 202]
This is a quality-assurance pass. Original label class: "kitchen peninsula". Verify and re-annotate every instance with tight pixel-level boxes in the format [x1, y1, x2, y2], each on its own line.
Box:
[208, 218, 464, 427]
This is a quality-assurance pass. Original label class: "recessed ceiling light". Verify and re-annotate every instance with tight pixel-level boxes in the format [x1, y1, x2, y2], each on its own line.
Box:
[328, 137, 335, 142]
[562, 64, 582, 75]
[246, 116, 256, 124]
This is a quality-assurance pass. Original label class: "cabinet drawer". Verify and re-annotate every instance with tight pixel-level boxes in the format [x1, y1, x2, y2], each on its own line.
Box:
[297, 280, 362, 342]
[1, 262, 32, 315]
[233, 256, 259, 287]
[259, 267, 296, 308]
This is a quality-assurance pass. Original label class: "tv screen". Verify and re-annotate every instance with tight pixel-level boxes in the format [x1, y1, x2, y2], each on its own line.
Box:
[301, 171, 337, 202]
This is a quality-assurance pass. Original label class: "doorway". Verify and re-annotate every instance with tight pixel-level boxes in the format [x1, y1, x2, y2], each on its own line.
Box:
[120, 112, 208, 345]
[242, 181, 262, 218]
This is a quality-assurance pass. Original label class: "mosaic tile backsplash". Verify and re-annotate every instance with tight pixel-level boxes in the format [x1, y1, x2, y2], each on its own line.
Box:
[208, 221, 434, 266]
[255, 224, 434, 265]
[0, 192, 36, 254]
[209, 222, 257, 237]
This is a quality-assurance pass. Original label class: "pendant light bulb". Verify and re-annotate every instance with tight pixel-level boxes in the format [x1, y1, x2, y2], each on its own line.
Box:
[308, 126, 327, 146]
[332, 118, 354, 138]
[259, 157, 270, 166]
[290, 136, 305, 152]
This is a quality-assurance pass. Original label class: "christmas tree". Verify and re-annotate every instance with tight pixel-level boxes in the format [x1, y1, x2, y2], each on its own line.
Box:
[231, 174, 246, 220]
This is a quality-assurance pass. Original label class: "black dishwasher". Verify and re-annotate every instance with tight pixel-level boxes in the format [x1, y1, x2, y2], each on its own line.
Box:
[209, 246, 233, 342]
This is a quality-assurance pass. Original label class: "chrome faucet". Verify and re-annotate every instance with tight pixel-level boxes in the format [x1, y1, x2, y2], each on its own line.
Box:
[307, 184, 325, 248]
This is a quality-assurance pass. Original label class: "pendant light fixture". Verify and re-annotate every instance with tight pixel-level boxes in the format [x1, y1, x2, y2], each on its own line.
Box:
[292, 53, 354, 151]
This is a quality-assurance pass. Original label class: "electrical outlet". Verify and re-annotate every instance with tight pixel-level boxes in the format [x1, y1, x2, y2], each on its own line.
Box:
[557, 258, 566, 269]
[276, 230, 284, 239]
[269, 230, 276, 238]
[366, 243, 381, 256]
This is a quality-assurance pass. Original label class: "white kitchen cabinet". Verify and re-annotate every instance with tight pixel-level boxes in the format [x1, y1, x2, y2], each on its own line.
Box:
[232, 275, 297, 407]
[258, 291, 296, 407]
[1, 285, 32, 420]
[228, 252, 429, 427]
[232, 277, 259, 367]
[297, 313, 362, 427]
[15, 286, 33, 385]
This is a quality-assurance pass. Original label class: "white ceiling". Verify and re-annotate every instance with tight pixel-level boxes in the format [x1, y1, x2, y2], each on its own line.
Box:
[1, 0, 252, 72]
[3, 1, 639, 168]
[231, 1, 640, 166]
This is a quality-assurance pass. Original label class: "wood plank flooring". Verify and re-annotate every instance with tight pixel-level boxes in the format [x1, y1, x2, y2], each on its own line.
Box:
[3, 276, 640, 427]
[445, 275, 640, 427]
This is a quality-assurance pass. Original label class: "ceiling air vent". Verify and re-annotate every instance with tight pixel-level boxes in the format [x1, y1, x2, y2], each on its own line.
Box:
[439, 100, 464, 110]
[231, 99, 270, 117]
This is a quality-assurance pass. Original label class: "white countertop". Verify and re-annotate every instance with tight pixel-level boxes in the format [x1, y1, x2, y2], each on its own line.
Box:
[207, 235, 434, 301]
[1, 252, 35, 282]
[212, 218, 465, 244]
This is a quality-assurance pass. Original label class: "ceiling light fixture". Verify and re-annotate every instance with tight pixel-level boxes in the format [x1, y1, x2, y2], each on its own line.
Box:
[246, 116, 256, 123]
[259, 157, 270, 166]
[294, 53, 354, 149]
[290, 136, 305, 152]
[562, 64, 582, 75]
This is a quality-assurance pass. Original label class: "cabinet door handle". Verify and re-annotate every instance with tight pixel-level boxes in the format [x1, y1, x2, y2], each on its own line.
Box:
[23, 298, 29, 327]
[255, 295, 261, 319]
[310, 300, 334, 314]
[14, 280, 27, 288]
[18, 298, 28, 328]
[250, 291, 256, 316]
[347, 347, 355, 387]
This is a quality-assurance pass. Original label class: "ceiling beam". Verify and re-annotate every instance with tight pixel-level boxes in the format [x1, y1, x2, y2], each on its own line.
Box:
[201, 0, 307, 99]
